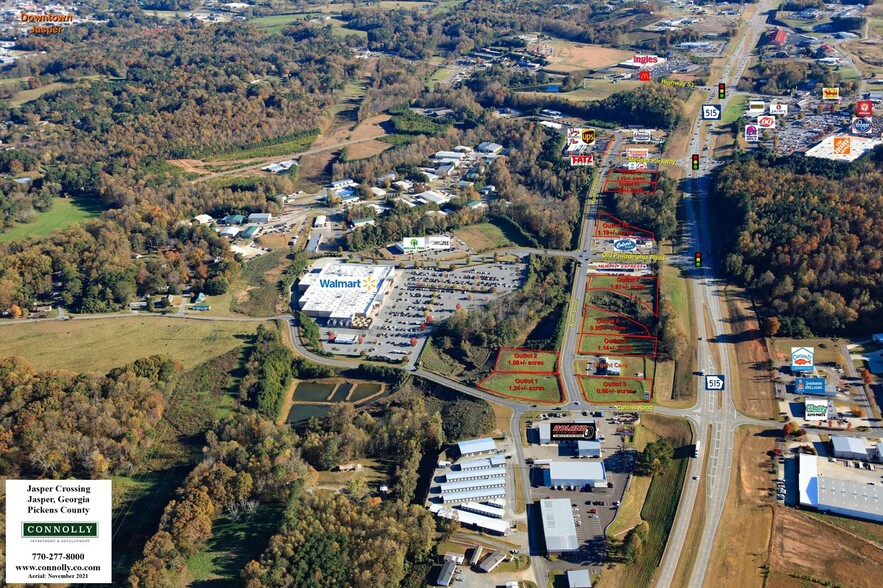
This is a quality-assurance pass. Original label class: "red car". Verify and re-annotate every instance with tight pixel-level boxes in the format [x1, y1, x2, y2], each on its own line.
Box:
[589, 508, 597, 513]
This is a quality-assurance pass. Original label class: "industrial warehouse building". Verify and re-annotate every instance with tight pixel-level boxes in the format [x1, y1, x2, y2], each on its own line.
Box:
[458, 456, 504, 470]
[440, 487, 506, 503]
[540, 498, 579, 553]
[437, 477, 505, 494]
[799, 454, 883, 523]
[297, 263, 396, 327]
[543, 461, 607, 487]
[455, 438, 497, 458]
[428, 503, 509, 535]
[576, 441, 601, 458]
[832, 436, 870, 461]
[445, 466, 506, 482]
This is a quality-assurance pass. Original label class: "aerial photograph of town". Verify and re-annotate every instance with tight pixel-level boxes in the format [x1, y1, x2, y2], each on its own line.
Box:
[1, 0, 882, 587]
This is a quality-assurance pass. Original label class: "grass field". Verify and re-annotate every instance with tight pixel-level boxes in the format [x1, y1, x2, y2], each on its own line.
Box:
[579, 375, 650, 403]
[721, 95, 747, 125]
[0, 318, 261, 374]
[453, 221, 527, 252]
[578, 334, 656, 356]
[600, 414, 691, 588]
[494, 348, 559, 373]
[587, 274, 657, 311]
[345, 138, 392, 160]
[8, 81, 72, 106]
[478, 372, 562, 403]
[206, 133, 318, 162]
[0, 197, 103, 242]
[543, 40, 633, 71]
[582, 306, 651, 337]
[607, 474, 651, 538]
[771, 338, 843, 366]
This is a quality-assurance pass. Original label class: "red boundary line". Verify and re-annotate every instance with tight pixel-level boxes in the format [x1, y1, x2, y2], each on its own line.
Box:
[492, 347, 560, 374]
[578, 333, 658, 358]
[476, 372, 565, 405]
[577, 374, 654, 404]
[580, 303, 652, 337]
[601, 168, 659, 194]
[586, 273, 659, 317]
[593, 210, 656, 240]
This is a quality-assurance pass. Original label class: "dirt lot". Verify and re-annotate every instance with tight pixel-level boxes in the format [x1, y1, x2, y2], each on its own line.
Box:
[721, 287, 776, 418]
[702, 426, 775, 588]
[346, 138, 392, 160]
[350, 114, 390, 141]
[768, 507, 883, 588]
[544, 41, 633, 72]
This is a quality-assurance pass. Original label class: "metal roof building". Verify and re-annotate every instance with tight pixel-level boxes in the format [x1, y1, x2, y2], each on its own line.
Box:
[543, 461, 606, 487]
[240, 225, 260, 239]
[480, 550, 507, 572]
[445, 467, 506, 482]
[428, 503, 509, 535]
[455, 438, 496, 457]
[248, 213, 272, 224]
[458, 501, 504, 519]
[440, 487, 506, 504]
[799, 454, 883, 523]
[567, 569, 592, 587]
[832, 436, 869, 461]
[436, 561, 456, 586]
[458, 456, 504, 470]
[540, 498, 579, 553]
[576, 440, 601, 458]
[438, 477, 505, 494]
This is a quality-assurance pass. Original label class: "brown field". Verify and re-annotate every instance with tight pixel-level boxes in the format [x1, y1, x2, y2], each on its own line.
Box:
[544, 41, 633, 72]
[256, 233, 290, 250]
[663, 91, 706, 160]
[721, 288, 777, 419]
[346, 139, 392, 160]
[843, 40, 883, 76]
[768, 508, 883, 588]
[168, 159, 209, 174]
[702, 426, 775, 588]
[350, 114, 390, 141]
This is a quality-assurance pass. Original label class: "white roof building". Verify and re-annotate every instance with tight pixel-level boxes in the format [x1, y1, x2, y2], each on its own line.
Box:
[219, 226, 241, 238]
[248, 213, 272, 224]
[477, 141, 503, 154]
[799, 454, 883, 523]
[567, 569, 593, 588]
[428, 503, 509, 534]
[194, 214, 213, 225]
[434, 151, 465, 161]
[832, 436, 869, 461]
[540, 498, 579, 552]
[439, 487, 506, 503]
[458, 456, 505, 470]
[805, 134, 883, 162]
[445, 467, 507, 482]
[456, 438, 496, 457]
[415, 190, 451, 205]
[370, 186, 387, 197]
[297, 263, 396, 322]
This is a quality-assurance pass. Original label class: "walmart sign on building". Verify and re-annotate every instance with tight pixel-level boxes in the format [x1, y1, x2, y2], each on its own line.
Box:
[401, 236, 453, 252]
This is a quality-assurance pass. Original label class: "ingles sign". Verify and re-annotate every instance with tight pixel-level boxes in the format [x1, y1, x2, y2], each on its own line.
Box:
[791, 347, 815, 372]
[550, 422, 597, 441]
[633, 55, 660, 65]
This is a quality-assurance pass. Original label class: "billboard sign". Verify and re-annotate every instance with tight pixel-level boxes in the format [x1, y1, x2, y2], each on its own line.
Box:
[745, 124, 759, 142]
[748, 101, 765, 114]
[856, 100, 873, 118]
[822, 87, 840, 101]
[769, 103, 788, 115]
[804, 399, 828, 421]
[570, 154, 594, 166]
[791, 347, 815, 372]
[568, 127, 595, 147]
[795, 377, 827, 396]
[852, 117, 872, 134]
[833, 137, 851, 155]
[627, 148, 649, 158]
[613, 238, 637, 251]
[702, 104, 722, 120]
[550, 422, 598, 441]
[402, 236, 452, 251]
[757, 115, 776, 129]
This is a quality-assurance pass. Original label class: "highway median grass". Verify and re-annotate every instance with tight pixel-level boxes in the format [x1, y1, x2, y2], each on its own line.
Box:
[601, 414, 691, 587]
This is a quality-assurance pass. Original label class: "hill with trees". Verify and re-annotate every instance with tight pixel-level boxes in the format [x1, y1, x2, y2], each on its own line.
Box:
[712, 149, 883, 335]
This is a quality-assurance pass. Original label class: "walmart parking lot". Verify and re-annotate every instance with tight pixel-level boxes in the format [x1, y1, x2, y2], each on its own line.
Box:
[323, 259, 526, 366]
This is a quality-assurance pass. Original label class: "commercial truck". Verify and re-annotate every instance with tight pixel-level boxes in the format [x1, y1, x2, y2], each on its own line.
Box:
[693, 441, 700, 458]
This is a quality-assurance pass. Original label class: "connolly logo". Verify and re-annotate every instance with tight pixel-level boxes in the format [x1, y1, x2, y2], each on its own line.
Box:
[23, 523, 98, 537]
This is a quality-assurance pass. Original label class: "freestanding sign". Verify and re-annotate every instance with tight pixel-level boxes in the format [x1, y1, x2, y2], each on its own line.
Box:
[791, 347, 815, 372]
[705, 375, 725, 391]
[795, 377, 827, 396]
[804, 399, 829, 421]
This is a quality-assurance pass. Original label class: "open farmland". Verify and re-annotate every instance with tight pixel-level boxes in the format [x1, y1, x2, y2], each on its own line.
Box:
[0, 318, 261, 374]
[543, 40, 633, 72]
